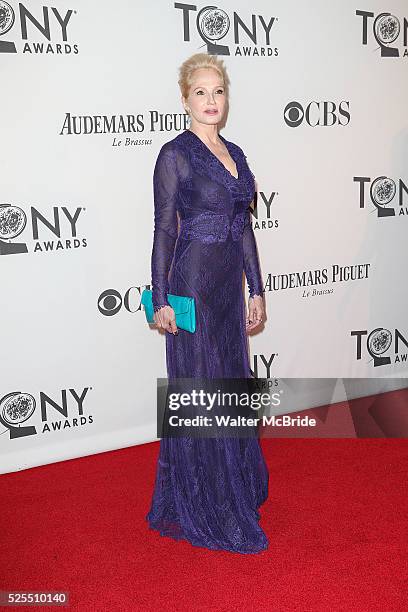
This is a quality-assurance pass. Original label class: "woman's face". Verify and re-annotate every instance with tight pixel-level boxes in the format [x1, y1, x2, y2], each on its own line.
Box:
[183, 68, 226, 127]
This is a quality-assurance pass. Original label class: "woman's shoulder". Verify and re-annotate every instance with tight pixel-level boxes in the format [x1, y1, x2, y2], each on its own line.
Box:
[154, 133, 190, 179]
[159, 130, 189, 149]
[156, 132, 190, 160]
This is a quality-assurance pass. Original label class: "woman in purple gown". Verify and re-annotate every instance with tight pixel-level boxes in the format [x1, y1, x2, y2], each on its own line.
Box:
[146, 53, 269, 553]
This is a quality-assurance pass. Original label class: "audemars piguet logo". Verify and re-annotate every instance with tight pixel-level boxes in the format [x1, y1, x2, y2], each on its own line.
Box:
[0, 203, 87, 255]
[58, 111, 184, 148]
[354, 175, 408, 218]
[264, 264, 371, 294]
[175, 3, 278, 57]
[0, 1, 78, 54]
[356, 9, 408, 58]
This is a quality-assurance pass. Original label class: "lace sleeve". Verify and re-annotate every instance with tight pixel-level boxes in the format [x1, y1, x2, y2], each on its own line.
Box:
[151, 143, 179, 310]
[243, 207, 263, 299]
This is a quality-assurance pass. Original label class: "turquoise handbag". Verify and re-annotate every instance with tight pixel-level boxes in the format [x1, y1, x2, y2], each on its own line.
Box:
[141, 289, 196, 333]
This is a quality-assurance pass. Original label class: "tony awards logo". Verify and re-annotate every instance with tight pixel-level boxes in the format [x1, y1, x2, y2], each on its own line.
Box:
[356, 9, 407, 58]
[351, 327, 408, 367]
[0, 1, 15, 53]
[197, 7, 230, 55]
[0, 1, 78, 55]
[366, 328, 392, 367]
[354, 176, 408, 218]
[0, 204, 28, 254]
[0, 202, 87, 255]
[372, 13, 400, 57]
[175, 3, 278, 57]
[0, 392, 37, 439]
[369, 177, 396, 218]
[0, 388, 93, 440]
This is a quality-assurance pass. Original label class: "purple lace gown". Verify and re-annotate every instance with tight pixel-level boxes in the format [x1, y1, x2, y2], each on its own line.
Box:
[146, 129, 269, 554]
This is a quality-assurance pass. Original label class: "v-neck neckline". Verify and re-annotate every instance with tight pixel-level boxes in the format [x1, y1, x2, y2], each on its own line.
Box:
[186, 129, 240, 181]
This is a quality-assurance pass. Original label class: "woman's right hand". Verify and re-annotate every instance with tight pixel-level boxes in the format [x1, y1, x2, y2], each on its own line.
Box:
[153, 305, 178, 335]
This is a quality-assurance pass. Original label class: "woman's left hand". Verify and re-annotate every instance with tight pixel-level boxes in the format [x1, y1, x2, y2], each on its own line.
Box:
[246, 294, 264, 332]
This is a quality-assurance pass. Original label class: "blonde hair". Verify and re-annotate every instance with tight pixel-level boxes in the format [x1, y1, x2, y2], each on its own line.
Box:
[178, 53, 230, 100]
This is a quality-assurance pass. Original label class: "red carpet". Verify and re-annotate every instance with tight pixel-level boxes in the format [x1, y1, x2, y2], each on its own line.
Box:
[1, 438, 407, 611]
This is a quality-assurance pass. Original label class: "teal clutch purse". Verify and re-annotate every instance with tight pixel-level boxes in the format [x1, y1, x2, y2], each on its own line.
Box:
[141, 289, 196, 333]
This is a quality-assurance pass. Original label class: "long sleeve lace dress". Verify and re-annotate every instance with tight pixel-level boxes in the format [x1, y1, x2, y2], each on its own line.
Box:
[146, 128, 269, 554]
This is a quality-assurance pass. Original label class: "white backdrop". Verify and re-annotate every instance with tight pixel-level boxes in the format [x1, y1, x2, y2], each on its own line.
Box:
[1, 0, 407, 473]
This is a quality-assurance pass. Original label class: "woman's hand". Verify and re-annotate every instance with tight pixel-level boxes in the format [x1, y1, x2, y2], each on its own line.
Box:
[246, 295, 264, 333]
[153, 305, 178, 335]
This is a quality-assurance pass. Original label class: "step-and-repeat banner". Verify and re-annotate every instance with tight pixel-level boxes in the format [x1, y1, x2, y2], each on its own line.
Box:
[1, 1, 407, 473]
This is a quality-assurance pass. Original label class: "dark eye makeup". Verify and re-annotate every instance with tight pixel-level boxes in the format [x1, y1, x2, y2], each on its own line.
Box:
[195, 88, 224, 95]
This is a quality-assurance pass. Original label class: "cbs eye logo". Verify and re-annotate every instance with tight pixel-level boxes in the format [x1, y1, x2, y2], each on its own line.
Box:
[283, 101, 350, 127]
[98, 287, 147, 316]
